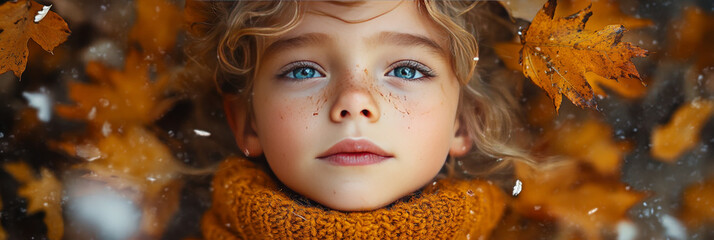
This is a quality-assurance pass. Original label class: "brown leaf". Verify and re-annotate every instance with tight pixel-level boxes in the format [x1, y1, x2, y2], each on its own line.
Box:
[0, 0, 70, 77]
[129, 0, 181, 57]
[4, 162, 64, 240]
[520, 0, 648, 111]
[55, 50, 176, 129]
[650, 99, 714, 162]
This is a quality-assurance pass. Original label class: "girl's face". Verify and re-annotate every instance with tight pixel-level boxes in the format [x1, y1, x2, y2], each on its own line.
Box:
[229, 1, 471, 211]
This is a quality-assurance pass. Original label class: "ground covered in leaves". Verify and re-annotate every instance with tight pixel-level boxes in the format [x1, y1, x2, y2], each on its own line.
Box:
[0, 0, 713, 239]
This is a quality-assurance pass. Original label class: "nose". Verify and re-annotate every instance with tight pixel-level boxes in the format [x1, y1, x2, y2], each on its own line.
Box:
[329, 82, 380, 123]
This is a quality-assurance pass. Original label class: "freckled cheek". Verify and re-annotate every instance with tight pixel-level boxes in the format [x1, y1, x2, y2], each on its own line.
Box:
[393, 90, 459, 153]
[254, 97, 320, 158]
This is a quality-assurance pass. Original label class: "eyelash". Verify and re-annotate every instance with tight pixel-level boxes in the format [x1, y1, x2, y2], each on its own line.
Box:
[386, 60, 436, 80]
[276, 60, 436, 80]
[277, 61, 325, 80]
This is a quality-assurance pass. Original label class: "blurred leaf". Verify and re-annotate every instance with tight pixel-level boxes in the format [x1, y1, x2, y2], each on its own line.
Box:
[129, 0, 182, 57]
[494, 42, 523, 72]
[513, 161, 645, 240]
[0, 0, 70, 77]
[667, 6, 714, 70]
[680, 179, 714, 228]
[55, 50, 176, 130]
[651, 99, 714, 162]
[519, 0, 647, 111]
[65, 125, 185, 237]
[4, 162, 63, 240]
[536, 120, 631, 176]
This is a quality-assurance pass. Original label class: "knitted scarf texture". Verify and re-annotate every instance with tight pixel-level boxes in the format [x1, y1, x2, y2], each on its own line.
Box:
[202, 157, 506, 239]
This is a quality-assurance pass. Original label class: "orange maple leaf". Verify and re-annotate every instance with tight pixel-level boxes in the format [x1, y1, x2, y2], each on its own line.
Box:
[650, 99, 714, 162]
[0, 0, 70, 77]
[520, 0, 648, 111]
[55, 50, 177, 129]
[4, 162, 64, 240]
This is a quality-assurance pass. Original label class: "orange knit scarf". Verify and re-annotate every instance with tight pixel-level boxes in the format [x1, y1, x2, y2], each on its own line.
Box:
[202, 157, 506, 239]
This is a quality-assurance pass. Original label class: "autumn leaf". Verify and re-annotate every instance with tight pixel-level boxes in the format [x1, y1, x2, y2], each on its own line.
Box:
[547, 182, 644, 240]
[0, 0, 71, 77]
[556, 0, 652, 30]
[55, 50, 177, 130]
[680, 179, 714, 228]
[667, 6, 714, 70]
[519, 0, 648, 111]
[4, 162, 64, 240]
[129, 0, 181, 57]
[513, 161, 645, 239]
[59, 125, 187, 237]
[535, 119, 631, 175]
[650, 99, 714, 162]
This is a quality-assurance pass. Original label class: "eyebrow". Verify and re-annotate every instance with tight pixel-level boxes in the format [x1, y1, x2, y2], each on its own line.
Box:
[263, 32, 332, 57]
[371, 31, 446, 55]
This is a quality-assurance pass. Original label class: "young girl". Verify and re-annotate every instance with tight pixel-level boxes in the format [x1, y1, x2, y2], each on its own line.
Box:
[186, 1, 528, 239]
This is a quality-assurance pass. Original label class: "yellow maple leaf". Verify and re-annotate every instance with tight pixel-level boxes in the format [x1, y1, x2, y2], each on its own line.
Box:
[4, 162, 63, 240]
[0, 0, 70, 77]
[520, 0, 648, 111]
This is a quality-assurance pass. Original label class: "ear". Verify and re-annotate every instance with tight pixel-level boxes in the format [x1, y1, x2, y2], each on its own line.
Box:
[223, 94, 263, 157]
[449, 116, 472, 157]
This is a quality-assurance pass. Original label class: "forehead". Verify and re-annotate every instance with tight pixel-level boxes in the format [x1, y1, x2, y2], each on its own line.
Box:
[261, 1, 449, 54]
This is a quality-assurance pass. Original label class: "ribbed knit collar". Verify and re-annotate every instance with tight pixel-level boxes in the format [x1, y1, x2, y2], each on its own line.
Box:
[202, 157, 506, 239]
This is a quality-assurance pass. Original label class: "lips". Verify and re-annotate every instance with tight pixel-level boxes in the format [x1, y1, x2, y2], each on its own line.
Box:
[317, 139, 393, 166]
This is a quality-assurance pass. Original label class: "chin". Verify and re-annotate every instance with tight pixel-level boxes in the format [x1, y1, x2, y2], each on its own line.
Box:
[304, 183, 413, 211]
[316, 193, 396, 212]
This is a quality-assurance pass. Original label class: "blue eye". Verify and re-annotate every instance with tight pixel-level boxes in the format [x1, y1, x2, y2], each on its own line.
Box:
[386, 61, 434, 80]
[285, 67, 324, 79]
[389, 66, 424, 79]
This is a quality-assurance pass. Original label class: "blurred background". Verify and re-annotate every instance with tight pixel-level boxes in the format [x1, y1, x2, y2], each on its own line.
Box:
[0, 0, 713, 239]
